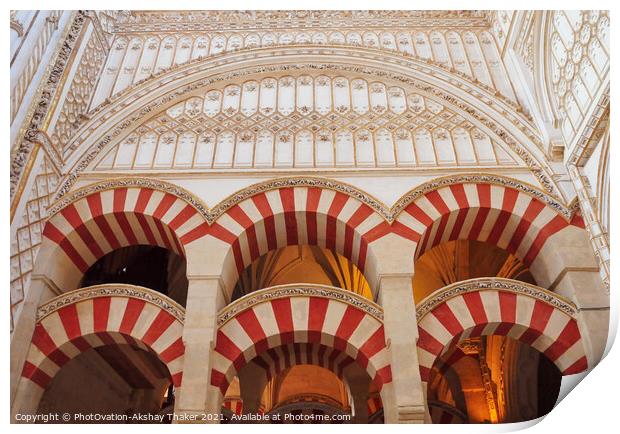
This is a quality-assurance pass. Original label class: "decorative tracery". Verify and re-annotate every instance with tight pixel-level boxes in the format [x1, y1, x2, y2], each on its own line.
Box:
[90, 27, 515, 110]
[93, 75, 519, 172]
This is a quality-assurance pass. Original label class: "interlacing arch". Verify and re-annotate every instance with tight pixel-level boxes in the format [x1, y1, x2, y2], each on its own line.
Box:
[39, 178, 210, 288]
[18, 285, 185, 405]
[415, 278, 589, 383]
[209, 284, 392, 399]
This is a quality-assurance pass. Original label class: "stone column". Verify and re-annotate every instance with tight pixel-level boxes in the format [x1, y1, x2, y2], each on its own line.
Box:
[529, 223, 609, 367]
[174, 275, 226, 423]
[368, 234, 427, 423]
[10, 274, 62, 415]
[568, 164, 610, 291]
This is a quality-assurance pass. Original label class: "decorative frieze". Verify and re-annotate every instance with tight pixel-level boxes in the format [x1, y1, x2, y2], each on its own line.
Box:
[36, 283, 186, 323]
[113, 10, 490, 33]
[10, 11, 86, 201]
[10, 154, 60, 331]
[92, 74, 519, 173]
[217, 284, 384, 326]
[415, 277, 579, 320]
[50, 24, 107, 155]
[90, 28, 516, 108]
[11, 10, 63, 123]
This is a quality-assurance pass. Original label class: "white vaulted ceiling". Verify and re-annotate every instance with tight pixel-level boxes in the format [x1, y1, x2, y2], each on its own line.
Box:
[90, 74, 521, 172]
[89, 28, 516, 111]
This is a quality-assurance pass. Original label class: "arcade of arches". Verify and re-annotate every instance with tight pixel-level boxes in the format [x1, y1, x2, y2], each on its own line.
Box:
[10, 10, 609, 424]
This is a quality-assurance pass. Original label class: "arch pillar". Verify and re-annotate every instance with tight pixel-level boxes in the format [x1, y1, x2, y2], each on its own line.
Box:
[370, 233, 426, 423]
[529, 225, 609, 367]
[11, 235, 77, 408]
[11, 371, 45, 420]
[10, 274, 60, 411]
[174, 238, 228, 423]
[174, 276, 225, 422]
[568, 164, 610, 291]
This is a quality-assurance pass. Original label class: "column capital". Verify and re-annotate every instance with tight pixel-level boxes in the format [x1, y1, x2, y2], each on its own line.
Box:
[396, 404, 427, 423]
[365, 233, 416, 292]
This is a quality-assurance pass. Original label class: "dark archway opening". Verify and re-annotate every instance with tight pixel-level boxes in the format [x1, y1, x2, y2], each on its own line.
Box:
[80, 245, 188, 307]
[232, 245, 372, 302]
[37, 343, 174, 423]
[427, 335, 562, 423]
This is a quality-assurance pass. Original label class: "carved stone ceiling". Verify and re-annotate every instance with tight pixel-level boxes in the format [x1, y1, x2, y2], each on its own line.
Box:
[89, 12, 516, 114]
[89, 73, 522, 173]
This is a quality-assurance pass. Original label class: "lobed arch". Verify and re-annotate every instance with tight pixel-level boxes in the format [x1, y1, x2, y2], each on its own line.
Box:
[209, 284, 392, 407]
[415, 278, 589, 383]
[58, 46, 557, 199]
[36, 178, 210, 290]
[13, 284, 185, 416]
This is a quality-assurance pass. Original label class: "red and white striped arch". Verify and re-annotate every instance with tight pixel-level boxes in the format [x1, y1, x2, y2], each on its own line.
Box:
[210, 290, 392, 398]
[249, 343, 356, 382]
[42, 186, 209, 280]
[20, 287, 185, 396]
[416, 286, 588, 382]
[392, 183, 585, 265]
[207, 187, 390, 293]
